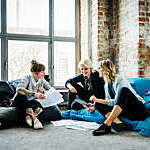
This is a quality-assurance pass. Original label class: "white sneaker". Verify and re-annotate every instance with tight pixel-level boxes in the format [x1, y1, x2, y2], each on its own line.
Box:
[26, 108, 34, 115]
[34, 107, 43, 117]
[26, 115, 32, 127]
[33, 118, 43, 129]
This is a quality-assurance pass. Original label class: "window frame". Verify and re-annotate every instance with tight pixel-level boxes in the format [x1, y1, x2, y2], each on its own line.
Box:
[0, 0, 79, 88]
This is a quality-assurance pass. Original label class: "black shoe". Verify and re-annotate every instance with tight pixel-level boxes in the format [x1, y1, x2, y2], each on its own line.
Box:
[111, 122, 132, 132]
[92, 124, 111, 136]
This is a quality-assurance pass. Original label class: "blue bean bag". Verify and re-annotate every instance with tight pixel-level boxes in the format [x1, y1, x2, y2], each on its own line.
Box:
[62, 109, 105, 124]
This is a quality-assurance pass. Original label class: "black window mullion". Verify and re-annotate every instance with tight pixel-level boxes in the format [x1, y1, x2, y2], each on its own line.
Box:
[1, 0, 8, 80]
[49, 0, 54, 86]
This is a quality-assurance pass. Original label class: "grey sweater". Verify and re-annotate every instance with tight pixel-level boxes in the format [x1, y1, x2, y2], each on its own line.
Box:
[105, 75, 145, 106]
[16, 74, 51, 101]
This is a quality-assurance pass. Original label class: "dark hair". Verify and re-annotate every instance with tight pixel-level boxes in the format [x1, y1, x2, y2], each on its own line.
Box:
[30, 60, 45, 72]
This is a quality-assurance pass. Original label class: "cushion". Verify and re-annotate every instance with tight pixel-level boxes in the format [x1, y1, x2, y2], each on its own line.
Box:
[143, 92, 150, 104]
[143, 92, 150, 113]
[119, 117, 138, 130]
[62, 109, 105, 124]
[0, 107, 20, 121]
[136, 117, 150, 137]
[0, 107, 21, 129]
[128, 78, 150, 97]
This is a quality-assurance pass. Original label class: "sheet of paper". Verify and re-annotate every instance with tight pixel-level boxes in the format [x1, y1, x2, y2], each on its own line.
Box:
[51, 120, 100, 131]
[36, 87, 64, 108]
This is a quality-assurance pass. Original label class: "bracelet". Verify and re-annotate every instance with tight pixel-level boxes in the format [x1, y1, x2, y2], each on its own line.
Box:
[32, 92, 36, 97]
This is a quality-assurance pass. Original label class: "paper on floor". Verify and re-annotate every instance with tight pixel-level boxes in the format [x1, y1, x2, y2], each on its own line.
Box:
[51, 119, 100, 131]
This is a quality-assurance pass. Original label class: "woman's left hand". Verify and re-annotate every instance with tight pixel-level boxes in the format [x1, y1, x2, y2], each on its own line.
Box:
[87, 105, 95, 113]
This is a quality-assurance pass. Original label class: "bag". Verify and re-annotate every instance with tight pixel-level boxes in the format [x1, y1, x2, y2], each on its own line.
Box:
[0, 81, 15, 107]
[0, 81, 15, 100]
[0, 107, 20, 129]
[0, 99, 11, 107]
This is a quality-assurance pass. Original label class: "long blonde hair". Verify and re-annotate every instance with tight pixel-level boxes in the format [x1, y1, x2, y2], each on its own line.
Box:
[98, 59, 116, 82]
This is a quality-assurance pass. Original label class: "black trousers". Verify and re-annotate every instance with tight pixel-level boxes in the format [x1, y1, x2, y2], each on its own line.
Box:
[12, 94, 62, 125]
[67, 84, 90, 110]
[12, 94, 42, 125]
[12, 94, 42, 110]
[95, 87, 147, 121]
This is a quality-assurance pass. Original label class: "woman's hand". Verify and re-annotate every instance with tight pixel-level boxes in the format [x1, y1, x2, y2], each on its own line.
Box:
[33, 92, 46, 99]
[87, 105, 95, 113]
[37, 87, 45, 93]
[89, 95, 108, 105]
[67, 83, 77, 93]
[38, 93, 46, 99]
[89, 95, 97, 103]
[69, 87, 77, 93]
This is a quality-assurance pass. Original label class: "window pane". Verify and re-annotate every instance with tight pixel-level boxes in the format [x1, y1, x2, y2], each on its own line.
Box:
[8, 41, 48, 80]
[0, 0, 1, 32]
[54, 0, 75, 37]
[0, 39, 2, 80]
[7, 0, 49, 35]
[54, 42, 75, 86]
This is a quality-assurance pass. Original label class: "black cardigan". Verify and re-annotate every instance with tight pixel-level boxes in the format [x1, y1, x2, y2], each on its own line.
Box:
[65, 71, 105, 101]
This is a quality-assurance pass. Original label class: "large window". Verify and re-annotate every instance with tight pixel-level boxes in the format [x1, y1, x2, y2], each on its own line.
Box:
[0, 0, 78, 87]
[8, 40, 48, 80]
[7, 0, 49, 35]
[54, 41, 75, 86]
[54, 0, 75, 37]
[0, 39, 1, 80]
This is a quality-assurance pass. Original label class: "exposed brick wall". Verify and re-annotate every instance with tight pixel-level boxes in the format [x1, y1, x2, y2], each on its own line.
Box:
[90, 0, 111, 67]
[138, 0, 150, 77]
[108, 0, 120, 72]
[117, 0, 139, 78]
[81, 0, 150, 77]
[97, 0, 110, 60]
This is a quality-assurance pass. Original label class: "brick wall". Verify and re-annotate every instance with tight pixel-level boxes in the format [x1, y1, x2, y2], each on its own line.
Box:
[118, 0, 139, 77]
[90, 0, 111, 68]
[81, 0, 150, 77]
[138, 0, 150, 77]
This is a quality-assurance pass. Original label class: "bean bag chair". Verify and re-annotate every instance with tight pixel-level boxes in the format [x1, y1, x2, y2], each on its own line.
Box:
[62, 109, 105, 124]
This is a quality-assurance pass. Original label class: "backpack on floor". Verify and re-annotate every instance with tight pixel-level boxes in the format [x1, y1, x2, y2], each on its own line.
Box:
[0, 81, 15, 107]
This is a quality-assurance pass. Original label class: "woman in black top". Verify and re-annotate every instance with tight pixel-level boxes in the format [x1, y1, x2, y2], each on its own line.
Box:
[65, 59, 105, 110]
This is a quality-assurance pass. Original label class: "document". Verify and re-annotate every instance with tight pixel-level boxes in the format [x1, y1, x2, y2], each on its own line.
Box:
[36, 87, 64, 108]
[51, 120, 100, 131]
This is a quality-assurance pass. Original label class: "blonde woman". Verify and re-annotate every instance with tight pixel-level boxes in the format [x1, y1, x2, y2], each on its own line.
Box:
[90, 59, 148, 136]
[65, 59, 105, 110]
